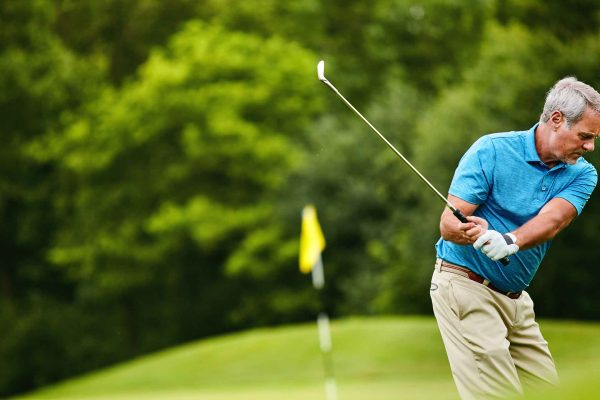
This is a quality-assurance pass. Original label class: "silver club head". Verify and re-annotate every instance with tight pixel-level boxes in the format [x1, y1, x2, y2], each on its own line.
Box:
[317, 60, 326, 81]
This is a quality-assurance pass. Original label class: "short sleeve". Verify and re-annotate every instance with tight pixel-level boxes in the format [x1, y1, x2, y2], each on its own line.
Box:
[448, 136, 495, 205]
[554, 163, 598, 215]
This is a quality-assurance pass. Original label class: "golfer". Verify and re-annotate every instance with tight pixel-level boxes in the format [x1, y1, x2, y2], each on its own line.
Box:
[430, 77, 600, 399]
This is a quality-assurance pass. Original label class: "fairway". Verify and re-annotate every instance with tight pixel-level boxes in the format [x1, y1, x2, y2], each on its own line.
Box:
[19, 316, 600, 399]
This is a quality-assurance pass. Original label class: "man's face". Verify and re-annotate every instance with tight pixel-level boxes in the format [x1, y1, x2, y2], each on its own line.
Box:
[551, 108, 600, 164]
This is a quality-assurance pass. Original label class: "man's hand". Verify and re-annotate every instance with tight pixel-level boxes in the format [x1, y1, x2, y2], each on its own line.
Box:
[462, 216, 488, 242]
[474, 230, 519, 261]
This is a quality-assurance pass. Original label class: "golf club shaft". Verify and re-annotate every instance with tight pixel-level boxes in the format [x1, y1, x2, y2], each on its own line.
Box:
[319, 78, 456, 212]
[319, 69, 510, 266]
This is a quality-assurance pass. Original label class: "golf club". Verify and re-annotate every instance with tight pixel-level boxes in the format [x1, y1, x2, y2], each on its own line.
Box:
[317, 60, 510, 266]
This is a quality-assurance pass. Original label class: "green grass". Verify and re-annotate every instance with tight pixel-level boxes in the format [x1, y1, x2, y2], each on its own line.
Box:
[18, 316, 600, 399]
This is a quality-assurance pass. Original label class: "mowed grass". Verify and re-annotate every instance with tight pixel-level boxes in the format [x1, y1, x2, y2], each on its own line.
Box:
[18, 316, 600, 399]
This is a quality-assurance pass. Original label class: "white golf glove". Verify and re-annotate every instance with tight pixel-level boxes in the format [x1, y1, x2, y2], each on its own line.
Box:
[473, 230, 519, 261]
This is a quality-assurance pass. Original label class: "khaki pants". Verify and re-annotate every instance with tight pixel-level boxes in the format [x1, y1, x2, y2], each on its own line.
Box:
[430, 261, 559, 399]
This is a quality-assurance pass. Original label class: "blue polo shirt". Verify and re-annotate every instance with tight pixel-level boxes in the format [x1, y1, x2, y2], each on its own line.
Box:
[435, 124, 597, 292]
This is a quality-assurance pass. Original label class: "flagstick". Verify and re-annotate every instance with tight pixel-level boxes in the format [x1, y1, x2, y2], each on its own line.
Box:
[311, 255, 325, 290]
[318, 312, 337, 400]
[314, 255, 337, 400]
[299, 205, 336, 400]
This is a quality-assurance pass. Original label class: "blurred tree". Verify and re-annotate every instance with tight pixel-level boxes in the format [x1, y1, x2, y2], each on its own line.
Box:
[196, 0, 492, 101]
[365, 0, 494, 92]
[30, 20, 324, 356]
[52, 0, 199, 83]
[0, 0, 106, 395]
[495, 0, 600, 40]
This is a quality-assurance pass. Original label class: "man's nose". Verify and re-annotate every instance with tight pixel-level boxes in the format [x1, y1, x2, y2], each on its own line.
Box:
[583, 140, 595, 152]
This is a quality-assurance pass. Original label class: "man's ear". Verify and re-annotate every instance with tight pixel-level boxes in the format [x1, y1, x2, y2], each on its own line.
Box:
[550, 110, 564, 130]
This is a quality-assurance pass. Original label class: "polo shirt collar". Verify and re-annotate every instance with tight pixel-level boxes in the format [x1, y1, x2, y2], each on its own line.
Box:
[525, 123, 567, 170]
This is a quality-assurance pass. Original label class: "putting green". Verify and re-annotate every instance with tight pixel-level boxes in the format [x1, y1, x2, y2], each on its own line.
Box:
[18, 316, 600, 399]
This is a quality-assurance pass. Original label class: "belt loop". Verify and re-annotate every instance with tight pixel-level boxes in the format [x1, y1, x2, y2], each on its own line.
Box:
[483, 279, 490, 286]
[435, 258, 442, 270]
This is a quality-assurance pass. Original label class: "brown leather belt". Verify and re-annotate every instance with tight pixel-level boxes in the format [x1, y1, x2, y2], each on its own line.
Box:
[436, 258, 522, 299]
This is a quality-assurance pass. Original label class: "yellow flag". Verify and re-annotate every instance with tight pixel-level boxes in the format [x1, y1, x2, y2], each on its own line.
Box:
[299, 205, 326, 273]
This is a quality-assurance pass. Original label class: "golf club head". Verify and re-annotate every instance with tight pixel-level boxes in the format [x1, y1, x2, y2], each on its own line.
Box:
[317, 60, 326, 81]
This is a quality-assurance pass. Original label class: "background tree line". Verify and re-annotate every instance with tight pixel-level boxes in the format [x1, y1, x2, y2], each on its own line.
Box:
[1, 0, 600, 396]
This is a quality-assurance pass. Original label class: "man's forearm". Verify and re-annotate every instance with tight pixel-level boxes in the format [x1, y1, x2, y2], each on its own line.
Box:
[512, 212, 572, 250]
[510, 198, 577, 250]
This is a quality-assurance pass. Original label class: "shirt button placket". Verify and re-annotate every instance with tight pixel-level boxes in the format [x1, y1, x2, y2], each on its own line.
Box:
[540, 170, 554, 197]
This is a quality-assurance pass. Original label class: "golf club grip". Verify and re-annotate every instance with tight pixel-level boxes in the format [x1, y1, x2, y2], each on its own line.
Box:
[452, 209, 510, 266]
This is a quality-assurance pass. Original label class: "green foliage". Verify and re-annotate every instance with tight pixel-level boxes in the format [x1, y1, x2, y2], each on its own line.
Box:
[52, 0, 200, 83]
[194, 0, 492, 102]
[197, 0, 325, 46]
[495, 0, 600, 40]
[29, 16, 324, 366]
[0, 4, 106, 393]
[366, 0, 494, 91]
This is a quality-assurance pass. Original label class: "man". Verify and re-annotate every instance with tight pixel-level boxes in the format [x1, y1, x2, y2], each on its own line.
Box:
[430, 77, 600, 399]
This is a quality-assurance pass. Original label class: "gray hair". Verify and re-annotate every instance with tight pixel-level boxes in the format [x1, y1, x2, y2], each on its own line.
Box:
[540, 77, 600, 127]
